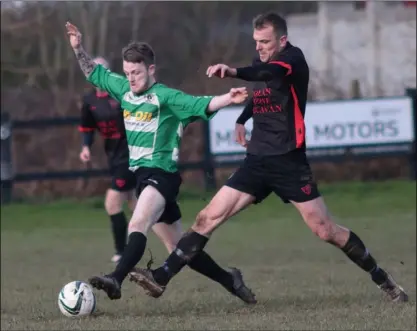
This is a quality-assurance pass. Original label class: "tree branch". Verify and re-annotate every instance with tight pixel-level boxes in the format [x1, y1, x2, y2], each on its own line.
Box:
[97, 1, 110, 56]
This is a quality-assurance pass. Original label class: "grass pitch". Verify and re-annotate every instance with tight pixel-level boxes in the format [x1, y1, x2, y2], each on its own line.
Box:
[1, 180, 416, 330]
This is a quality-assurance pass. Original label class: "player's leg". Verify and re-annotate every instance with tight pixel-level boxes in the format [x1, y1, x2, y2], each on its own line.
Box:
[189, 155, 266, 236]
[106, 167, 137, 262]
[272, 150, 408, 302]
[130, 157, 267, 298]
[148, 207, 256, 303]
[129, 188, 255, 298]
[292, 196, 408, 302]
[152, 220, 236, 290]
[112, 185, 164, 281]
[104, 189, 128, 263]
[151, 219, 181, 253]
[151, 186, 255, 286]
[89, 184, 165, 299]
[152, 200, 254, 251]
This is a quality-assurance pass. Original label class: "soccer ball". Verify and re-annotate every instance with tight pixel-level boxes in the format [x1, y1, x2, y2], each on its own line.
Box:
[58, 281, 96, 317]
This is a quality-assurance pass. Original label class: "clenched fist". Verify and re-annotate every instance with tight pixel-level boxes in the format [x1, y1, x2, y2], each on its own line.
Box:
[229, 87, 248, 104]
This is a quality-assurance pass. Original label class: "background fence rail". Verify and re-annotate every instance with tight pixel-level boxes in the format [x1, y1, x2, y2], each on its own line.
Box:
[1, 89, 416, 204]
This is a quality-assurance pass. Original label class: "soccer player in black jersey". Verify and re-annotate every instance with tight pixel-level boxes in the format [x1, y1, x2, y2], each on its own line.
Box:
[130, 12, 408, 303]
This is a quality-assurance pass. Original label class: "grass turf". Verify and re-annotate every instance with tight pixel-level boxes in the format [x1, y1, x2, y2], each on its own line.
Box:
[1, 180, 416, 330]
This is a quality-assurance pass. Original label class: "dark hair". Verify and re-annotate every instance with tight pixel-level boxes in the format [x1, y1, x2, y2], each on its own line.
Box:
[253, 12, 288, 38]
[122, 42, 155, 66]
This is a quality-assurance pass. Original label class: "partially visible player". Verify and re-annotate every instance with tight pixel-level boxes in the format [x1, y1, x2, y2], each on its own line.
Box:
[129, 12, 408, 303]
[66, 21, 256, 304]
[79, 57, 136, 263]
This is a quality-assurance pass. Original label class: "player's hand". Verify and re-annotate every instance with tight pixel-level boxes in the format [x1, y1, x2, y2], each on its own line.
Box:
[207, 64, 234, 78]
[235, 123, 248, 148]
[65, 21, 82, 49]
[79, 146, 91, 163]
[229, 87, 248, 104]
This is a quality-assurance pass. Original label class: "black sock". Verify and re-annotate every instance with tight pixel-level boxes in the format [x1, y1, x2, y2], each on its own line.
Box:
[188, 251, 234, 291]
[153, 230, 209, 286]
[110, 212, 128, 254]
[112, 232, 147, 284]
[341, 231, 386, 285]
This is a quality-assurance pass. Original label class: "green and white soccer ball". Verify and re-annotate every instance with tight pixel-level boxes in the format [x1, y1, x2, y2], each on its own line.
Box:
[58, 281, 96, 317]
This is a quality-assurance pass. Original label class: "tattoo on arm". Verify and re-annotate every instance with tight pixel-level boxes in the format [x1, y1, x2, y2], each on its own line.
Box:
[74, 46, 97, 77]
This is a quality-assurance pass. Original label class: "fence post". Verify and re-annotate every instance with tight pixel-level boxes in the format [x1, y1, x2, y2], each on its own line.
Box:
[1, 113, 14, 204]
[406, 88, 416, 180]
[202, 120, 216, 191]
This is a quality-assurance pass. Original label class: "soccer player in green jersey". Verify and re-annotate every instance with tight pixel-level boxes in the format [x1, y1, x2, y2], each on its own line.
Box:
[66, 22, 256, 304]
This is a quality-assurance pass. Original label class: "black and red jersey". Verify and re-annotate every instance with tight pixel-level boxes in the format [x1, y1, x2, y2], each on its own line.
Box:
[79, 90, 129, 169]
[235, 42, 309, 155]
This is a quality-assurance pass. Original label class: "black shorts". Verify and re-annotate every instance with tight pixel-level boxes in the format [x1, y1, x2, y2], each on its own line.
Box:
[225, 150, 321, 204]
[109, 164, 136, 192]
[134, 167, 182, 224]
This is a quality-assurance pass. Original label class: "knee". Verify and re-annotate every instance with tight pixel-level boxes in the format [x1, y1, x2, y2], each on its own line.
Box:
[313, 223, 335, 242]
[305, 212, 335, 243]
[128, 216, 151, 235]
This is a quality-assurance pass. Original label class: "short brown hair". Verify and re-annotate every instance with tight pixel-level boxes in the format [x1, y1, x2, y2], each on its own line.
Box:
[122, 42, 155, 66]
[253, 12, 288, 38]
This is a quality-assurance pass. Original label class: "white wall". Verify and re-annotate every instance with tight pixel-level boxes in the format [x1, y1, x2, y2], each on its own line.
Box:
[287, 2, 416, 100]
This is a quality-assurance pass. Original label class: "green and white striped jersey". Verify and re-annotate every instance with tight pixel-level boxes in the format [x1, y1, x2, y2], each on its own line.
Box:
[88, 65, 215, 173]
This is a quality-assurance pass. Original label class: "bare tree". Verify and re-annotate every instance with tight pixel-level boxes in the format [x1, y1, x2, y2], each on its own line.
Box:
[129, 2, 148, 42]
[142, 2, 248, 95]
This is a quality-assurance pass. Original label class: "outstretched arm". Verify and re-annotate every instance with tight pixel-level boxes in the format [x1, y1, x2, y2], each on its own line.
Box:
[65, 22, 129, 102]
[163, 87, 248, 123]
[207, 88, 248, 113]
[206, 62, 290, 82]
[74, 46, 97, 78]
[65, 22, 97, 78]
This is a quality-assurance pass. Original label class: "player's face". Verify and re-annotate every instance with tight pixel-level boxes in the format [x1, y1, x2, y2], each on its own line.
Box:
[253, 25, 287, 63]
[123, 61, 155, 94]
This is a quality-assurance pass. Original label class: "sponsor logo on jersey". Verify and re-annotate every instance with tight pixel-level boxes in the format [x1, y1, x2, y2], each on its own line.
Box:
[123, 110, 153, 122]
